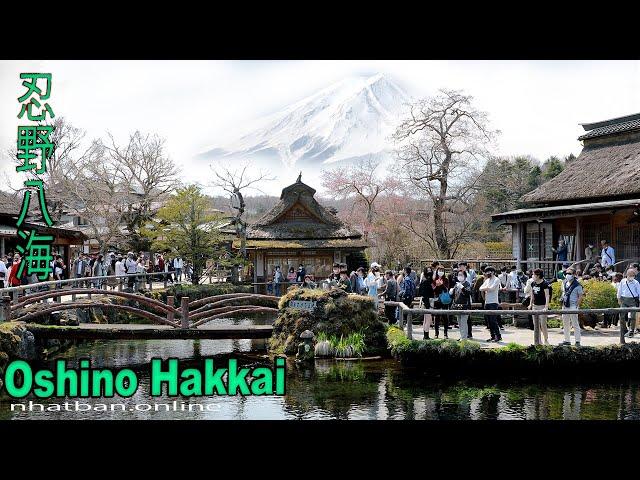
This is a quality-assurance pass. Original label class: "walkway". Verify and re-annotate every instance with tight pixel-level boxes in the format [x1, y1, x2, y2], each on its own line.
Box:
[409, 323, 638, 348]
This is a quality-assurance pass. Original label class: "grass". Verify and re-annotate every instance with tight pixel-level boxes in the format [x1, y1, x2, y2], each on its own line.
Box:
[385, 326, 640, 377]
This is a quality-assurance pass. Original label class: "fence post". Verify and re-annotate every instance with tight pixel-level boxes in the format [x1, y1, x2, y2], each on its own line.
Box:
[118, 278, 123, 292]
[181, 296, 189, 328]
[148, 274, 153, 291]
[167, 295, 175, 324]
[164, 275, 168, 289]
[0, 295, 11, 322]
[406, 310, 413, 339]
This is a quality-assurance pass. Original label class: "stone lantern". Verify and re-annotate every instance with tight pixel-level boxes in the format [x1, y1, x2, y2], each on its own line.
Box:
[296, 330, 315, 362]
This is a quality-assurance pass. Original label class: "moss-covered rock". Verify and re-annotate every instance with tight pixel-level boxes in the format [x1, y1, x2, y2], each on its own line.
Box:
[270, 288, 387, 356]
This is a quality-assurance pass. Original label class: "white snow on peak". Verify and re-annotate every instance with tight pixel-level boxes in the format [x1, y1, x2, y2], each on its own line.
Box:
[202, 73, 411, 168]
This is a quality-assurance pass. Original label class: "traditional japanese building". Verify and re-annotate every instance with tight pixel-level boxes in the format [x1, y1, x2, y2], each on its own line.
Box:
[0, 190, 87, 261]
[235, 176, 368, 284]
[492, 112, 640, 273]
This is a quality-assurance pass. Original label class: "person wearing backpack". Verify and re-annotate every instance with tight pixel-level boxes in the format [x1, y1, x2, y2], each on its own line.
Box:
[559, 267, 584, 346]
[450, 270, 472, 340]
[600, 240, 616, 269]
[432, 266, 450, 338]
[617, 268, 640, 344]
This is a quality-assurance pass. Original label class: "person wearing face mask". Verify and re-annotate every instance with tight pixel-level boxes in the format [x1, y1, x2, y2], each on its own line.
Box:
[529, 269, 551, 346]
[450, 270, 472, 340]
[432, 267, 450, 338]
[617, 268, 640, 344]
[559, 267, 584, 346]
[479, 266, 502, 342]
[418, 266, 435, 339]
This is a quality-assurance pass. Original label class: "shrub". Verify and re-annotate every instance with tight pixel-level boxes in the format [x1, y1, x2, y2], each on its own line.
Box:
[386, 327, 640, 378]
[550, 279, 617, 310]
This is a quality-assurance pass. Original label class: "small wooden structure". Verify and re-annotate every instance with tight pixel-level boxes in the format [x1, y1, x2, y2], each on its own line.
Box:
[493, 112, 640, 274]
[236, 176, 368, 284]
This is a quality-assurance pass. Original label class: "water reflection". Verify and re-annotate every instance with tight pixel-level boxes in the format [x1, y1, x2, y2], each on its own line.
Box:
[3, 315, 640, 419]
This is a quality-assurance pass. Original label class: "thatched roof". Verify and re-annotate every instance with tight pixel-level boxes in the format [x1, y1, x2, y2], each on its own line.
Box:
[246, 177, 363, 241]
[233, 239, 369, 249]
[0, 190, 20, 216]
[521, 130, 640, 205]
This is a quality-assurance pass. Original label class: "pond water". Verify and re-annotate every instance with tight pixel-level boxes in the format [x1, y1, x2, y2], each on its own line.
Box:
[2, 315, 640, 420]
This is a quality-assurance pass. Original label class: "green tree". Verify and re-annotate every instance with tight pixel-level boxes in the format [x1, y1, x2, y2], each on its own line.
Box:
[542, 155, 564, 180]
[142, 185, 226, 285]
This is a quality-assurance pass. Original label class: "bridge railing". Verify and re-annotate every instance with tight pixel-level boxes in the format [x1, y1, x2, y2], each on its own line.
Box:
[384, 301, 640, 340]
[0, 272, 183, 303]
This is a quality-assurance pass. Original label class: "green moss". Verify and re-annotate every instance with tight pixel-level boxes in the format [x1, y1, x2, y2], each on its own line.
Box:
[387, 330, 640, 377]
[271, 287, 386, 356]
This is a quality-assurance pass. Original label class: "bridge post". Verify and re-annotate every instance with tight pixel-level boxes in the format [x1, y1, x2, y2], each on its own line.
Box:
[72, 279, 77, 301]
[406, 311, 413, 339]
[118, 279, 123, 292]
[148, 275, 153, 291]
[181, 296, 189, 328]
[167, 295, 175, 324]
[0, 295, 11, 322]
[164, 276, 168, 289]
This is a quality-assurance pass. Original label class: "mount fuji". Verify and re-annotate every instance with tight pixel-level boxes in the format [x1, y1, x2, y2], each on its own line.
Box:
[198, 73, 410, 179]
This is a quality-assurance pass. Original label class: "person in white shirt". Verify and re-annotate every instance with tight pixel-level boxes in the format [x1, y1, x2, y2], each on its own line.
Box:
[617, 268, 640, 343]
[124, 253, 138, 290]
[600, 240, 616, 268]
[479, 266, 503, 342]
[174, 256, 183, 282]
[114, 256, 126, 289]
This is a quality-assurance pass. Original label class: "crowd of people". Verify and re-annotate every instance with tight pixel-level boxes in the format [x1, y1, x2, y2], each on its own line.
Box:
[0, 250, 194, 292]
[273, 237, 638, 347]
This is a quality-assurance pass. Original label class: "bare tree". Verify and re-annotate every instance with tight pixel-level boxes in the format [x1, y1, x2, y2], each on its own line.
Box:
[320, 156, 400, 241]
[102, 131, 179, 252]
[393, 89, 498, 258]
[9, 119, 180, 254]
[210, 163, 274, 279]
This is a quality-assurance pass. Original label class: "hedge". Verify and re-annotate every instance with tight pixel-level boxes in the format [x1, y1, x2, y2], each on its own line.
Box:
[387, 326, 640, 378]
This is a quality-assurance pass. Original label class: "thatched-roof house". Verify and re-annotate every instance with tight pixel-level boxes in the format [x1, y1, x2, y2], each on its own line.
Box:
[493, 112, 640, 273]
[236, 176, 367, 284]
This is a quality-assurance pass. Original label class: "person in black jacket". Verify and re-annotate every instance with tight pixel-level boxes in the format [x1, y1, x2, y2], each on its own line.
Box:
[432, 266, 450, 338]
[419, 267, 435, 339]
[450, 270, 472, 340]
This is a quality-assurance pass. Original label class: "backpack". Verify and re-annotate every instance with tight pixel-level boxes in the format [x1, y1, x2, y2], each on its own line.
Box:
[401, 276, 416, 302]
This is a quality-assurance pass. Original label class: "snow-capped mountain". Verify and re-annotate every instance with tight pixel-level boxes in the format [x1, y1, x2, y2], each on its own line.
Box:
[199, 73, 410, 170]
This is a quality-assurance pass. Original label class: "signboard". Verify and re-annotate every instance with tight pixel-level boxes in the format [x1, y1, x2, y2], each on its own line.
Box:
[288, 300, 317, 311]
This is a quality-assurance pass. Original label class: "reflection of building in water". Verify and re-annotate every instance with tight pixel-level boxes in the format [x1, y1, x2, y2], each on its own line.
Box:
[236, 177, 367, 286]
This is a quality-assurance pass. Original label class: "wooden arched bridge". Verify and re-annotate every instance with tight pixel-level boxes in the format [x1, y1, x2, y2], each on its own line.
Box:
[0, 274, 279, 341]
